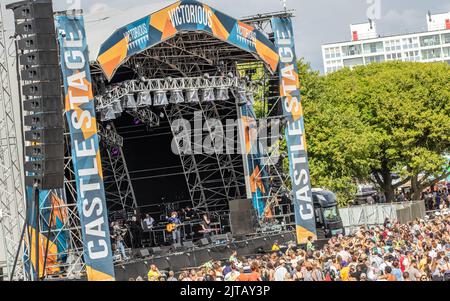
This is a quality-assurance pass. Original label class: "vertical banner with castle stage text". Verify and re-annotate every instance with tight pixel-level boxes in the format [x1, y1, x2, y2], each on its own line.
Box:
[55, 13, 115, 281]
[271, 17, 317, 244]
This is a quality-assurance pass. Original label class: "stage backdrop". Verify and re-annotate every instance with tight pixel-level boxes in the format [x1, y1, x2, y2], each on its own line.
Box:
[97, 0, 279, 81]
[271, 17, 317, 244]
[55, 13, 115, 281]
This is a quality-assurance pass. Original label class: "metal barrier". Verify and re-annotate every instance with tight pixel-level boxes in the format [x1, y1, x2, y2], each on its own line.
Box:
[339, 201, 426, 234]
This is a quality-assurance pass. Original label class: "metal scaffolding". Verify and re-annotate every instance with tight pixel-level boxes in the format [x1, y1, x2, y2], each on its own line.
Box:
[0, 5, 26, 280]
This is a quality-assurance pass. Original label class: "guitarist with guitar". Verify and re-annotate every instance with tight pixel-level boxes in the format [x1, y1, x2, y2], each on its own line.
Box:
[166, 211, 182, 244]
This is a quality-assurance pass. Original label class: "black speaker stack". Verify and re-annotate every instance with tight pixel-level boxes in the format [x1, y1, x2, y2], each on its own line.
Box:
[228, 199, 258, 237]
[7, 0, 64, 190]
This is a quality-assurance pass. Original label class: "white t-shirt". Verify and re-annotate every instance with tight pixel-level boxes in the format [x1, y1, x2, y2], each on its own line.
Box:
[274, 266, 288, 281]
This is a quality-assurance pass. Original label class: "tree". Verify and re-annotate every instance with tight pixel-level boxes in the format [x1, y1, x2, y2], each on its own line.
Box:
[302, 61, 450, 203]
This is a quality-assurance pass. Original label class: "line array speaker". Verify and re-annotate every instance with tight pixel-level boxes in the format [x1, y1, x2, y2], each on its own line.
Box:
[7, 0, 64, 190]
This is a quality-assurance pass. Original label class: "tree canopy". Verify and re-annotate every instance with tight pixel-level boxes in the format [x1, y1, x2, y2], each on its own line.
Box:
[300, 61, 450, 204]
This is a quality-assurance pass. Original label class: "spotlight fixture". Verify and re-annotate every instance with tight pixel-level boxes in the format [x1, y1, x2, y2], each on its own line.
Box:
[203, 73, 210, 79]
[202, 88, 215, 102]
[111, 99, 123, 114]
[103, 105, 116, 121]
[124, 94, 137, 109]
[246, 91, 255, 104]
[154, 90, 169, 106]
[227, 72, 234, 78]
[237, 90, 247, 106]
[137, 91, 152, 107]
[186, 89, 200, 103]
[216, 87, 229, 101]
[170, 89, 185, 104]
[160, 112, 165, 118]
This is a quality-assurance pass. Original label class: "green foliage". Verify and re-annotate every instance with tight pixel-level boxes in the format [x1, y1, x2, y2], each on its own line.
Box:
[300, 61, 450, 204]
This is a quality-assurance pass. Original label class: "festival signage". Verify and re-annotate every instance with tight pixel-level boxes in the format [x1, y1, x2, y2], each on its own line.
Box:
[240, 105, 269, 217]
[271, 17, 317, 244]
[55, 13, 115, 281]
[97, 0, 279, 81]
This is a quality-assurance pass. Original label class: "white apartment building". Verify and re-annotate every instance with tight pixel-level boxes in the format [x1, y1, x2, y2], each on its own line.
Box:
[322, 11, 450, 74]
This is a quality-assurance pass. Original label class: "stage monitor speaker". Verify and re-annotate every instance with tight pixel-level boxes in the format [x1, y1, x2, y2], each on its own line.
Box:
[21, 66, 61, 81]
[23, 97, 62, 113]
[8, 1, 53, 20]
[20, 51, 59, 66]
[25, 174, 63, 190]
[200, 238, 209, 246]
[183, 241, 195, 249]
[173, 243, 183, 250]
[150, 247, 162, 254]
[17, 34, 57, 51]
[22, 82, 61, 97]
[26, 144, 64, 160]
[229, 199, 257, 236]
[24, 112, 63, 128]
[25, 128, 64, 144]
[139, 249, 150, 258]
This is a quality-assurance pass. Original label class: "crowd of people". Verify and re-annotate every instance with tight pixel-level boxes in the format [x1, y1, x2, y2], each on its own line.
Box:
[129, 212, 450, 281]
[421, 186, 450, 211]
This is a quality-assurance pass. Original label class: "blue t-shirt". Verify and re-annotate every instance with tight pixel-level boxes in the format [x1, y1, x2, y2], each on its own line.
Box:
[392, 268, 403, 281]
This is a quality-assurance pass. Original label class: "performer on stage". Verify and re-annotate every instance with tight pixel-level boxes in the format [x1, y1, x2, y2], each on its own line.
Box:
[142, 214, 155, 247]
[200, 213, 212, 238]
[167, 211, 182, 244]
[184, 206, 195, 221]
[111, 221, 129, 260]
[142, 214, 155, 230]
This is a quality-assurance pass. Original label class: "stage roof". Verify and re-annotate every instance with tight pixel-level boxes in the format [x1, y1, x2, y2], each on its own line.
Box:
[97, 0, 279, 81]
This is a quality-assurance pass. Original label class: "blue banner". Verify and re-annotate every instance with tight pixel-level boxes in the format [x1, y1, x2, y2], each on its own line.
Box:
[55, 13, 115, 281]
[271, 17, 317, 244]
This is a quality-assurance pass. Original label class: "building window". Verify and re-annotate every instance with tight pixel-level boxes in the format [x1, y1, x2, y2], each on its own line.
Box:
[442, 47, 450, 58]
[420, 35, 440, 47]
[404, 50, 420, 62]
[343, 57, 364, 67]
[387, 53, 402, 61]
[441, 33, 450, 45]
[421, 48, 442, 60]
[363, 42, 383, 54]
[402, 37, 419, 49]
[366, 55, 385, 63]
[342, 45, 362, 56]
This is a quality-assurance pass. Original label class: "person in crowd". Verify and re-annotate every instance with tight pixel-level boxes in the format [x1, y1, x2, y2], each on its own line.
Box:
[147, 264, 161, 281]
[167, 271, 177, 281]
[127, 213, 450, 282]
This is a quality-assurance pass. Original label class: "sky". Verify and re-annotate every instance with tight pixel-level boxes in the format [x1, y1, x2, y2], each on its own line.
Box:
[4, 0, 449, 72]
[1, 0, 449, 263]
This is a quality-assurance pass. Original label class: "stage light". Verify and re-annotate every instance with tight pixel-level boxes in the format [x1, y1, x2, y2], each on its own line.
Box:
[166, 76, 173, 83]
[227, 72, 234, 78]
[216, 87, 229, 101]
[170, 90, 185, 104]
[133, 118, 141, 125]
[106, 124, 112, 130]
[111, 99, 123, 114]
[124, 94, 137, 109]
[186, 89, 200, 103]
[246, 91, 255, 105]
[202, 88, 215, 102]
[154, 91, 169, 106]
[103, 105, 116, 121]
[137, 91, 152, 107]
[160, 112, 165, 118]
[203, 73, 210, 79]
[237, 90, 247, 106]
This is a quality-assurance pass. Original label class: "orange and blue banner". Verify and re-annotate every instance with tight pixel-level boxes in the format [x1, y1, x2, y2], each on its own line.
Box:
[56, 13, 115, 281]
[271, 17, 317, 244]
[240, 105, 268, 217]
[24, 188, 68, 279]
[97, 0, 279, 81]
